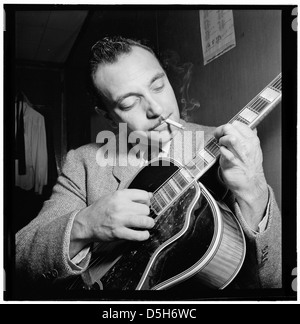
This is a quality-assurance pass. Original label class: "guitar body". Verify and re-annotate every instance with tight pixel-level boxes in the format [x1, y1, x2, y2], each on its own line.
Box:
[69, 158, 246, 291]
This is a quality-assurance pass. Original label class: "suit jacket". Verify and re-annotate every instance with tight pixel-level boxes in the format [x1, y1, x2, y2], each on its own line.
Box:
[15, 120, 282, 295]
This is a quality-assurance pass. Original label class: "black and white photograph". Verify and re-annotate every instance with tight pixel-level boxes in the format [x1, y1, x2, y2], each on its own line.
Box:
[2, 3, 298, 307]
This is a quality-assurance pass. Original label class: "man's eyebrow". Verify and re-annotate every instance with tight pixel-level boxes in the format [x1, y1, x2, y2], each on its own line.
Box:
[115, 72, 166, 105]
[149, 72, 166, 86]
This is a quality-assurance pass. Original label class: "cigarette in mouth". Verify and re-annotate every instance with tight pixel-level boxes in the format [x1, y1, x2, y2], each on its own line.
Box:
[163, 118, 185, 130]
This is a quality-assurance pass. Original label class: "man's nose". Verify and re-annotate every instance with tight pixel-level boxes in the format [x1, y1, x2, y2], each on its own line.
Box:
[145, 96, 163, 118]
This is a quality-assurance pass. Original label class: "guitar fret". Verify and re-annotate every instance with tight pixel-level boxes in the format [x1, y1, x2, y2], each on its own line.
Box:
[248, 97, 269, 113]
[164, 181, 177, 199]
[193, 155, 207, 170]
[271, 77, 281, 90]
[234, 115, 249, 125]
[160, 187, 172, 204]
[155, 191, 168, 208]
[270, 84, 281, 92]
[151, 198, 161, 214]
[173, 170, 189, 190]
[186, 160, 202, 177]
[248, 97, 261, 109]
[199, 149, 215, 164]
[172, 174, 184, 190]
[273, 79, 280, 88]
[160, 185, 173, 201]
[205, 138, 220, 157]
[168, 178, 182, 194]
[181, 168, 194, 182]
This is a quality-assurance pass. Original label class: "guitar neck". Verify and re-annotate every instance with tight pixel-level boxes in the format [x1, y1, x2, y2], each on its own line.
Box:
[150, 73, 281, 215]
[187, 73, 282, 179]
[229, 73, 282, 130]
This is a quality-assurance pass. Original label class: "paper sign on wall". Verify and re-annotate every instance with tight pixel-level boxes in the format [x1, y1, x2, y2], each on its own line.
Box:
[199, 10, 236, 65]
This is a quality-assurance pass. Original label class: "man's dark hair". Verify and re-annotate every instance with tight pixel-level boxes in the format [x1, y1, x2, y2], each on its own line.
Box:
[88, 36, 157, 100]
[89, 36, 155, 75]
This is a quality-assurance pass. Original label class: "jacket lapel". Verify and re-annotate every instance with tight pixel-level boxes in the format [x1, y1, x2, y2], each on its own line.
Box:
[112, 159, 142, 190]
[112, 134, 142, 189]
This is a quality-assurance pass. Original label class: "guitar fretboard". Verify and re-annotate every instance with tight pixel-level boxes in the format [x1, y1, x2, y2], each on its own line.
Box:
[151, 73, 282, 215]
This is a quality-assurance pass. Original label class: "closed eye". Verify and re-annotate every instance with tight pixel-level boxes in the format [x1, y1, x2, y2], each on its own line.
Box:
[153, 84, 165, 92]
[151, 77, 165, 92]
[119, 97, 140, 110]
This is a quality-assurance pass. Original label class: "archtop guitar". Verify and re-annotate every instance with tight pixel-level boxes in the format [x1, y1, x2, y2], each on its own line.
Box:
[67, 73, 282, 291]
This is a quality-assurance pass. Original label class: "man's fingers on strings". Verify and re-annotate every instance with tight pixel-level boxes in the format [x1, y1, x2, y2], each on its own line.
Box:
[115, 227, 151, 241]
[214, 123, 238, 140]
[121, 189, 153, 205]
[218, 134, 238, 149]
[232, 120, 257, 138]
[218, 134, 247, 163]
[130, 202, 151, 216]
[125, 214, 155, 229]
[219, 145, 238, 166]
[215, 122, 253, 142]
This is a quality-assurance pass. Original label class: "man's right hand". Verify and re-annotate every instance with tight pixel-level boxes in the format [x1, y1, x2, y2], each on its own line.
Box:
[69, 189, 154, 259]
